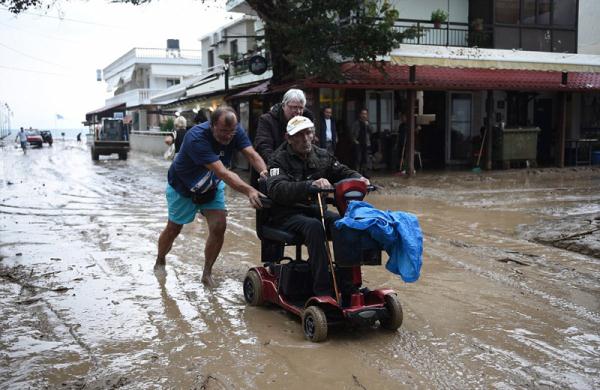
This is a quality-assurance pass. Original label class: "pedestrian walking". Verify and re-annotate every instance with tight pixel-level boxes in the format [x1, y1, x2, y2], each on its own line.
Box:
[154, 106, 268, 287]
[350, 109, 373, 176]
[15, 127, 27, 153]
[318, 106, 337, 155]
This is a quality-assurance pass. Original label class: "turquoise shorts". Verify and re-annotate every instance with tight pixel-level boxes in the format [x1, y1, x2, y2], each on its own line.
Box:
[166, 181, 226, 225]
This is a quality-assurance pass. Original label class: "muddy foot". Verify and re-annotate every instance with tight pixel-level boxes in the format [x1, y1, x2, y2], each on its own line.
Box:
[153, 260, 166, 276]
[201, 274, 216, 288]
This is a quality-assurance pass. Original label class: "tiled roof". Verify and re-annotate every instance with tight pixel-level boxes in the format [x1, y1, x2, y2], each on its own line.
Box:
[303, 63, 600, 91]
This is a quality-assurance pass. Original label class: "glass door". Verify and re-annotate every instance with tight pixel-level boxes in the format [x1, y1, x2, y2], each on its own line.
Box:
[447, 93, 473, 163]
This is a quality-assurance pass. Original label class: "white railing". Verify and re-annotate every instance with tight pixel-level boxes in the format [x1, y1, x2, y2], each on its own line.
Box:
[106, 89, 163, 107]
[104, 48, 202, 77]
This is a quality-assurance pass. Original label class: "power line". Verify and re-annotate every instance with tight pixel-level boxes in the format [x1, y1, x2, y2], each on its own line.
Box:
[0, 41, 65, 67]
[0, 7, 125, 29]
[0, 64, 68, 76]
[0, 20, 82, 44]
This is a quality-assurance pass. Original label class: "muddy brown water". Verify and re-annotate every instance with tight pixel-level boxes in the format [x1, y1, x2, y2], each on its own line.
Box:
[0, 142, 599, 389]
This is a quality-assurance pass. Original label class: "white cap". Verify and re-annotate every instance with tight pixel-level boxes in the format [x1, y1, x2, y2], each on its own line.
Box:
[286, 116, 314, 136]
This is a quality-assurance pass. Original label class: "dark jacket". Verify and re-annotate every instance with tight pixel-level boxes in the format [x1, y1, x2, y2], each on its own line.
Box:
[254, 103, 314, 164]
[318, 116, 337, 149]
[266, 142, 361, 220]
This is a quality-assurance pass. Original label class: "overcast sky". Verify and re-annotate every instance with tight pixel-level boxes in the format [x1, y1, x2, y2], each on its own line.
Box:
[0, 0, 238, 130]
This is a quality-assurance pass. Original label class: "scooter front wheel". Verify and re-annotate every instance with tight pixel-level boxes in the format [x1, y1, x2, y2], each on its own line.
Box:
[243, 270, 264, 306]
[302, 306, 328, 342]
[380, 293, 403, 331]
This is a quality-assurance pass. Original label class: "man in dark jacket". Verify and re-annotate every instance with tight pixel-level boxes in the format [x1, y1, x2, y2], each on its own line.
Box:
[318, 106, 337, 154]
[254, 88, 314, 165]
[267, 116, 369, 297]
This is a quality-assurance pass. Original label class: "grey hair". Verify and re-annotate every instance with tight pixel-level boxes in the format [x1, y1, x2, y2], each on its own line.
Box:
[174, 116, 187, 129]
[282, 88, 306, 106]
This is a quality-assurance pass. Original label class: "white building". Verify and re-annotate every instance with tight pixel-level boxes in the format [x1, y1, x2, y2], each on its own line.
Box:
[90, 40, 202, 131]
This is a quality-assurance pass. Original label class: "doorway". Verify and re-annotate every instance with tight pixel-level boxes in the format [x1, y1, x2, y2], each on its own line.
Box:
[447, 93, 473, 164]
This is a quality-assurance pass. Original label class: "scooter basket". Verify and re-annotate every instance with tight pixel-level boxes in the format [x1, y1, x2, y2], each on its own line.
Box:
[332, 225, 382, 267]
[278, 261, 313, 297]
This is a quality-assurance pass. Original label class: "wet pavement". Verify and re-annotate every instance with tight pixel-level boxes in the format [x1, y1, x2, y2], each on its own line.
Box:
[0, 142, 599, 389]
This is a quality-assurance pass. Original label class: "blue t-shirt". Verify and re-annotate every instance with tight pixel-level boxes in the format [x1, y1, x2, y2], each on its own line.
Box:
[168, 121, 251, 197]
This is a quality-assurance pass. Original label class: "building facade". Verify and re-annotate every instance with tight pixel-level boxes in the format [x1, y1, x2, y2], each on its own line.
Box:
[227, 0, 600, 172]
[87, 41, 202, 132]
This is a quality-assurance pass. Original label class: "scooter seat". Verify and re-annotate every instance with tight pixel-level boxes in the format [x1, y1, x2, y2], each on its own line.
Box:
[260, 225, 303, 245]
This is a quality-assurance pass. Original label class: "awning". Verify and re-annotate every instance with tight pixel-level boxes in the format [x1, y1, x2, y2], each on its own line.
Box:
[225, 80, 271, 100]
[106, 67, 135, 90]
[85, 103, 126, 122]
[391, 45, 600, 73]
[301, 62, 600, 92]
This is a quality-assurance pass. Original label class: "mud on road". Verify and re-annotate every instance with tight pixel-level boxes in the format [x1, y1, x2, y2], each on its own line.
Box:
[0, 142, 599, 389]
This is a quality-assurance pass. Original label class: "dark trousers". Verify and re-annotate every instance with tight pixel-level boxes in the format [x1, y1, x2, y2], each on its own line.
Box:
[278, 210, 342, 296]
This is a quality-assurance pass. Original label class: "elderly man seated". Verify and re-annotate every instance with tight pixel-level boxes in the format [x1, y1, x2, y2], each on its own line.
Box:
[266, 116, 369, 297]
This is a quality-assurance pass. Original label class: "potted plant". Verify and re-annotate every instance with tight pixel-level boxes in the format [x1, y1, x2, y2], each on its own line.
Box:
[430, 9, 448, 29]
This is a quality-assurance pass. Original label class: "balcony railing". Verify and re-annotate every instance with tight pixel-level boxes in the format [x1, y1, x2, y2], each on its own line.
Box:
[106, 88, 163, 107]
[105, 48, 202, 76]
[394, 18, 493, 48]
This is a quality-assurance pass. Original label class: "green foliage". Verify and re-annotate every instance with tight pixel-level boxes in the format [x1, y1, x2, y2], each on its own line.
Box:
[160, 117, 174, 132]
[430, 9, 448, 23]
[246, 0, 411, 81]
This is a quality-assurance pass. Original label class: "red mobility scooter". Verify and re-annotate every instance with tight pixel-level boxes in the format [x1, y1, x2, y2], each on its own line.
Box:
[243, 178, 403, 342]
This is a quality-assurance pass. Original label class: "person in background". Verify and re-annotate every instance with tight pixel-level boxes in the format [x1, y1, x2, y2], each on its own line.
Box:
[318, 106, 337, 155]
[350, 109, 373, 176]
[254, 88, 314, 167]
[15, 127, 27, 153]
[155, 106, 268, 287]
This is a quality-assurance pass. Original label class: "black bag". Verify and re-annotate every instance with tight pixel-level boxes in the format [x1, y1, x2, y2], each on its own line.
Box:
[191, 187, 217, 205]
[278, 260, 313, 297]
[332, 225, 382, 267]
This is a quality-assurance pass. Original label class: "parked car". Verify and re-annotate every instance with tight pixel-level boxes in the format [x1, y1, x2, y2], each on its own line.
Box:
[26, 130, 44, 148]
[40, 130, 53, 146]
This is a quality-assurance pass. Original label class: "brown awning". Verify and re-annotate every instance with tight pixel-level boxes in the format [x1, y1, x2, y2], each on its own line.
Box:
[301, 62, 600, 92]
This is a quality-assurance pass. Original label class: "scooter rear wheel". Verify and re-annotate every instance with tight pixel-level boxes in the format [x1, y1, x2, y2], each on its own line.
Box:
[243, 270, 264, 306]
[302, 306, 328, 342]
[380, 293, 403, 330]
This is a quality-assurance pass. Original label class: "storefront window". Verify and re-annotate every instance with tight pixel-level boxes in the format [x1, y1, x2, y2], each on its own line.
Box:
[495, 0, 519, 23]
[553, 0, 577, 25]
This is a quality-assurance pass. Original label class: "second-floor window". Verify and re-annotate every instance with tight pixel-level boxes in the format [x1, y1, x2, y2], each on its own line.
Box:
[208, 50, 214, 69]
[494, 0, 577, 53]
[166, 79, 180, 87]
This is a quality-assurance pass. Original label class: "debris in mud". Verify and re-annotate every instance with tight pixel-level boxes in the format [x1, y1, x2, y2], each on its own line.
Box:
[495, 257, 530, 266]
[519, 213, 600, 258]
[353, 374, 368, 389]
[194, 374, 228, 390]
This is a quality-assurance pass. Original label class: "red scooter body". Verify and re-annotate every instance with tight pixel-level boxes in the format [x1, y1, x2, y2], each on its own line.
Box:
[243, 179, 403, 342]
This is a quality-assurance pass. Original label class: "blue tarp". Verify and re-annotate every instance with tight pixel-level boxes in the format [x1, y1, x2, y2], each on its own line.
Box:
[335, 201, 423, 282]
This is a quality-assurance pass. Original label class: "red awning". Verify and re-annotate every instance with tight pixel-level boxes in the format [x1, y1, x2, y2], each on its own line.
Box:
[225, 80, 271, 100]
[302, 63, 600, 92]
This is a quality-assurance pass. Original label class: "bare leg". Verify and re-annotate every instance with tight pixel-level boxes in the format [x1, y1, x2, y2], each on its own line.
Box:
[201, 210, 227, 287]
[155, 220, 183, 271]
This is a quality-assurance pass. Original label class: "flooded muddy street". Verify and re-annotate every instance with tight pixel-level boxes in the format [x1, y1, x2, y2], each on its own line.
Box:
[1, 142, 599, 389]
